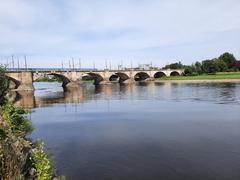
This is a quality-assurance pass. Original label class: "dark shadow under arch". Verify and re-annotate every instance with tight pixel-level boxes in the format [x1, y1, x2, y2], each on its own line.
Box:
[154, 72, 167, 78]
[170, 71, 180, 76]
[134, 72, 150, 81]
[48, 73, 71, 87]
[5, 76, 21, 89]
[115, 73, 130, 83]
[109, 74, 119, 82]
[88, 73, 104, 85]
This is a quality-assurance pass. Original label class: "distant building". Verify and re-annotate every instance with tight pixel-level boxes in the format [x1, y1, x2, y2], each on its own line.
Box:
[137, 64, 152, 70]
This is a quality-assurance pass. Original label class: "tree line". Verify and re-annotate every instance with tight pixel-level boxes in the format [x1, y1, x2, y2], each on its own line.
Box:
[163, 52, 240, 75]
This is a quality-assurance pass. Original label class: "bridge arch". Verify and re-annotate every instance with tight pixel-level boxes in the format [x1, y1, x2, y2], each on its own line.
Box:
[134, 72, 150, 81]
[81, 73, 94, 81]
[154, 72, 167, 78]
[5, 75, 21, 89]
[170, 71, 180, 76]
[115, 73, 130, 83]
[88, 73, 104, 85]
[34, 73, 71, 85]
[48, 73, 71, 86]
[109, 74, 119, 82]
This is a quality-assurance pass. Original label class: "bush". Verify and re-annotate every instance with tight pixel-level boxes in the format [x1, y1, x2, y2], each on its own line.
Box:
[219, 52, 236, 69]
[163, 62, 184, 69]
[202, 60, 219, 74]
[0, 66, 8, 105]
[0, 100, 33, 137]
[30, 140, 53, 180]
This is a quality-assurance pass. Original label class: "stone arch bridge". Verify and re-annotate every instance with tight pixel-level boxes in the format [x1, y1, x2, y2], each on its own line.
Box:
[5, 69, 184, 91]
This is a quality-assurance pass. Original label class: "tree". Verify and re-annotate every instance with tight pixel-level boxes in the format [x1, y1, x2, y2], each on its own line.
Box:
[0, 66, 8, 105]
[195, 61, 202, 74]
[219, 52, 236, 69]
[163, 62, 183, 69]
[184, 66, 194, 75]
[234, 61, 240, 70]
[202, 60, 219, 74]
[216, 59, 227, 72]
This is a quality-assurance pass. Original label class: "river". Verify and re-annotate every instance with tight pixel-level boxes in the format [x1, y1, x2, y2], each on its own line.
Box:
[10, 82, 240, 180]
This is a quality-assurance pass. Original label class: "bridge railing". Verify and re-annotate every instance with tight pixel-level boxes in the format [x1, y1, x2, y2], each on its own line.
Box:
[6, 68, 185, 73]
[6, 68, 98, 72]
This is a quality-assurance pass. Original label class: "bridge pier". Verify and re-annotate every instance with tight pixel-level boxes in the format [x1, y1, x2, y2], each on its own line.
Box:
[65, 81, 81, 88]
[120, 78, 134, 84]
[17, 72, 35, 91]
[17, 84, 35, 91]
[96, 80, 111, 85]
[6, 72, 35, 91]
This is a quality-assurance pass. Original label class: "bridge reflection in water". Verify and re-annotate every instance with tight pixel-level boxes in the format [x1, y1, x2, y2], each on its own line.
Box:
[8, 81, 240, 109]
[8, 82, 176, 109]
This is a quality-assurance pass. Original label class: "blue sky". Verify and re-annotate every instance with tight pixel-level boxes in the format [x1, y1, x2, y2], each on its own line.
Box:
[0, 0, 240, 69]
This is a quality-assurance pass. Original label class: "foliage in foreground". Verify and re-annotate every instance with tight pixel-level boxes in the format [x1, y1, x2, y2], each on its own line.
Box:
[0, 100, 56, 180]
[0, 99, 33, 137]
[30, 140, 53, 180]
[0, 66, 8, 105]
[0, 66, 57, 179]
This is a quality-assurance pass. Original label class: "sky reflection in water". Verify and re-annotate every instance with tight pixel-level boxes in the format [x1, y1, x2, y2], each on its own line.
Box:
[10, 82, 240, 180]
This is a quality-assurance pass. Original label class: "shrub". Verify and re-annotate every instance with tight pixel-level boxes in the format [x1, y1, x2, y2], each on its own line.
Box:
[202, 59, 219, 74]
[30, 140, 53, 180]
[0, 100, 33, 137]
[219, 52, 236, 69]
[0, 66, 8, 105]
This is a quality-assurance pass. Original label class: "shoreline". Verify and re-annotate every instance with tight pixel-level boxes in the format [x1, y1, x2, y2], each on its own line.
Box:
[154, 79, 240, 83]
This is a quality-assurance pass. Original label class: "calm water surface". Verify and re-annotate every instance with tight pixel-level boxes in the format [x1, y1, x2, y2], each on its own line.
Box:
[12, 82, 240, 180]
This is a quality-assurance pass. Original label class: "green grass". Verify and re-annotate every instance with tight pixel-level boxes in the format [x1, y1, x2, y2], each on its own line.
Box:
[156, 72, 240, 80]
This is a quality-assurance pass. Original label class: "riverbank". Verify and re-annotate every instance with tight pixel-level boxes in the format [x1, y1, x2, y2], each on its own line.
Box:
[155, 79, 240, 84]
[0, 99, 61, 179]
[155, 72, 240, 82]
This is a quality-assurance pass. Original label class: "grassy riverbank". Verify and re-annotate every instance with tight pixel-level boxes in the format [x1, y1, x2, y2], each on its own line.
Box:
[0, 99, 56, 179]
[156, 72, 240, 81]
[0, 67, 62, 179]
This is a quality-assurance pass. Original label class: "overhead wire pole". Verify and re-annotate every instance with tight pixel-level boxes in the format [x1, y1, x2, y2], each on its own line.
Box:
[12, 55, 14, 69]
[6, 57, 9, 69]
[24, 55, 27, 70]
[17, 57, 20, 70]
[61, 61, 64, 70]
[69, 60, 71, 70]
[79, 58, 81, 70]
[72, 58, 75, 70]
[105, 59, 107, 70]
